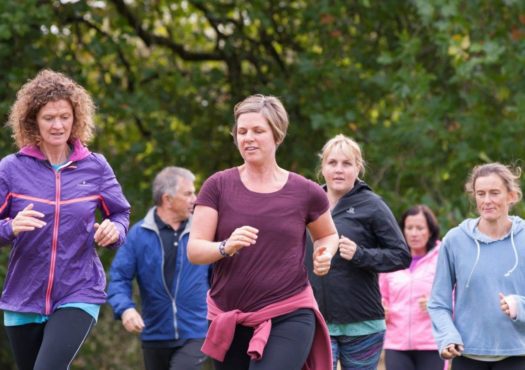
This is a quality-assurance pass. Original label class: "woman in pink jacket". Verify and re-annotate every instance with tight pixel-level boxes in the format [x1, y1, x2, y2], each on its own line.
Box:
[379, 205, 444, 370]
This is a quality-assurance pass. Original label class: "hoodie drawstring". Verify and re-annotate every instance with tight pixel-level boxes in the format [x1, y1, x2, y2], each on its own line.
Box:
[466, 239, 481, 288]
[467, 228, 519, 287]
[504, 230, 519, 277]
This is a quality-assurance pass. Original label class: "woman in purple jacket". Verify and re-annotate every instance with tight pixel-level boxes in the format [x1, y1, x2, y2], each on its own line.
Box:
[0, 69, 130, 370]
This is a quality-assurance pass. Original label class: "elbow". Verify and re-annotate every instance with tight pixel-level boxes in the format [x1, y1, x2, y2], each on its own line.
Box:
[187, 243, 198, 264]
[186, 240, 204, 264]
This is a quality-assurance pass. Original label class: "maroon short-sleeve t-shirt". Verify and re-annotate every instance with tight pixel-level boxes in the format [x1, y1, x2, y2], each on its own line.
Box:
[196, 167, 329, 312]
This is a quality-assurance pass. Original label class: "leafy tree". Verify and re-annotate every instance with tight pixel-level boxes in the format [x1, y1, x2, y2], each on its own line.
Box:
[1, 0, 525, 367]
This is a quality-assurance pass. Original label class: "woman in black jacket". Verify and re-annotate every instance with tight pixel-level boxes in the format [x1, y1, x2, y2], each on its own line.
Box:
[306, 134, 411, 370]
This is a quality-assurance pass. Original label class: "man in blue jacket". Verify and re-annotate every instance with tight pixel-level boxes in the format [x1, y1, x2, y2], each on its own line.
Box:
[108, 166, 210, 370]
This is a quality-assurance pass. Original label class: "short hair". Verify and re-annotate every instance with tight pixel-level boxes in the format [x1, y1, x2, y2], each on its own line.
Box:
[153, 167, 195, 206]
[465, 162, 523, 206]
[399, 205, 440, 253]
[232, 94, 289, 146]
[7, 69, 96, 149]
[318, 134, 366, 177]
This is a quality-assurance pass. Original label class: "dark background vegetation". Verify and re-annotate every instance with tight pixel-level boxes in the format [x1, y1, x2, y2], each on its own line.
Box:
[1, 0, 525, 368]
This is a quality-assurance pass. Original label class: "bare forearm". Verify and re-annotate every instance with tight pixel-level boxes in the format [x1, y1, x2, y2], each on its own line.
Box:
[313, 232, 338, 256]
[187, 238, 223, 264]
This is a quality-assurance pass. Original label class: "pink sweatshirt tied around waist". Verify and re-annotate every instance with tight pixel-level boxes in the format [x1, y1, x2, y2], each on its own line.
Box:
[202, 285, 332, 370]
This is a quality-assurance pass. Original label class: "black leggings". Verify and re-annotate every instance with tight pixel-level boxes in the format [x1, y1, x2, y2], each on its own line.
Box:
[384, 349, 444, 370]
[452, 355, 525, 370]
[4, 308, 95, 370]
[142, 339, 207, 370]
[213, 308, 316, 370]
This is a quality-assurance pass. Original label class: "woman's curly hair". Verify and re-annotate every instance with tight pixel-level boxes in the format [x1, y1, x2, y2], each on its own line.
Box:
[7, 69, 95, 149]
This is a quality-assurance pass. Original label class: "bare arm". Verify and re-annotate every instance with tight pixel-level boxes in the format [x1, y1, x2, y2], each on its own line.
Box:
[307, 210, 338, 276]
[187, 205, 258, 264]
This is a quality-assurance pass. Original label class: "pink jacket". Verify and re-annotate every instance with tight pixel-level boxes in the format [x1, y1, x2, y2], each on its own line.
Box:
[202, 285, 332, 370]
[379, 243, 440, 350]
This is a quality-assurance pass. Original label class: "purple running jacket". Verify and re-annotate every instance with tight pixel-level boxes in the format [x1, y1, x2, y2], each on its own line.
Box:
[0, 139, 130, 315]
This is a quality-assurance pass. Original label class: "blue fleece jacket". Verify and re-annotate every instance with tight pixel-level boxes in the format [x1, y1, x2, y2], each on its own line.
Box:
[428, 216, 525, 357]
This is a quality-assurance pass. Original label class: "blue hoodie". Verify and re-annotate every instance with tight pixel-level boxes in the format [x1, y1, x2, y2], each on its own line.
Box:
[428, 216, 525, 357]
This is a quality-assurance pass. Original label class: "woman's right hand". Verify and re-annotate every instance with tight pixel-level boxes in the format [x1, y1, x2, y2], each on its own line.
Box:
[313, 246, 333, 276]
[11, 203, 46, 236]
[224, 226, 258, 255]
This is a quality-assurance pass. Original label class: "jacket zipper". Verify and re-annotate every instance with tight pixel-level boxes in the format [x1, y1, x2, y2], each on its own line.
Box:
[408, 272, 413, 348]
[172, 228, 190, 339]
[158, 229, 179, 339]
[45, 170, 61, 314]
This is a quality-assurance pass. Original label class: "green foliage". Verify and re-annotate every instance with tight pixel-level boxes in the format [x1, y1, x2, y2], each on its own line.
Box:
[1, 0, 525, 367]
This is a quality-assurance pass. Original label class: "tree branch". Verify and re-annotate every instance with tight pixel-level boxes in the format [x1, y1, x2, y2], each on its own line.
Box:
[109, 0, 224, 62]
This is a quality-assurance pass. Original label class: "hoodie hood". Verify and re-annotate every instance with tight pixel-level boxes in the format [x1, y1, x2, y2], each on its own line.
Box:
[459, 216, 525, 242]
[322, 179, 372, 197]
[327, 179, 373, 216]
[19, 138, 91, 162]
[459, 216, 525, 286]
[418, 240, 441, 263]
[339, 179, 372, 200]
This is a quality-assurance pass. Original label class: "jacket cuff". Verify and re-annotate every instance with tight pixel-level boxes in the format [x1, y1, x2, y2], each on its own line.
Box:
[0, 218, 15, 245]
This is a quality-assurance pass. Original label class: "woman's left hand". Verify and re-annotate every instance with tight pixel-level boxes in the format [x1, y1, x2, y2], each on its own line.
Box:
[418, 295, 428, 312]
[313, 246, 332, 276]
[499, 292, 518, 319]
[94, 219, 119, 247]
[338, 235, 357, 261]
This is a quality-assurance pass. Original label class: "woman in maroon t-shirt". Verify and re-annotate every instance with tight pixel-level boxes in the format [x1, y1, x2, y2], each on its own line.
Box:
[188, 94, 339, 370]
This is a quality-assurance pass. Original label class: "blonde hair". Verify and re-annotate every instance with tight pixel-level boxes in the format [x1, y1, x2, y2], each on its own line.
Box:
[7, 69, 95, 148]
[465, 162, 523, 205]
[232, 94, 288, 146]
[319, 134, 366, 177]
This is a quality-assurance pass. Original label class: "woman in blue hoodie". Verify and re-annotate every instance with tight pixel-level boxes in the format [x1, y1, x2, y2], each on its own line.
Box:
[428, 162, 525, 370]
